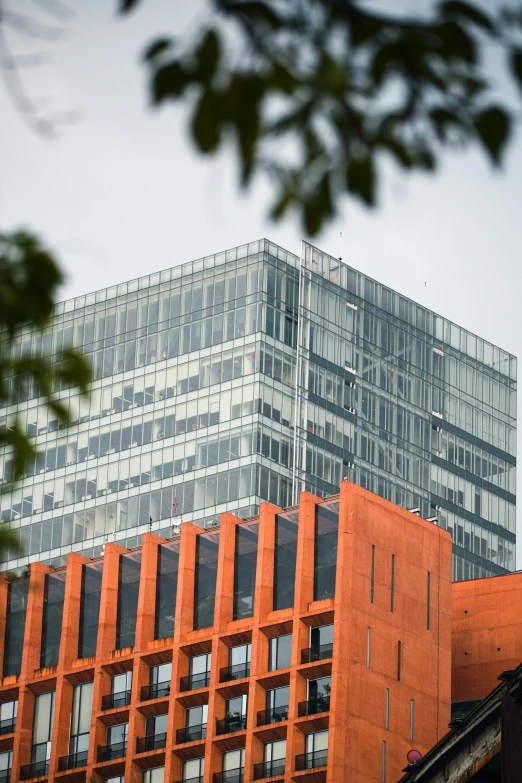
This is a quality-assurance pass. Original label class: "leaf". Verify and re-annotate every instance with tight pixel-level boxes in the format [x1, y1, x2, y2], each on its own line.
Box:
[474, 106, 511, 165]
[440, 0, 493, 30]
[143, 38, 172, 62]
[152, 62, 190, 103]
[346, 155, 376, 206]
[511, 48, 522, 93]
[217, 1, 282, 29]
[191, 89, 222, 153]
[119, 0, 141, 12]
[196, 29, 221, 81]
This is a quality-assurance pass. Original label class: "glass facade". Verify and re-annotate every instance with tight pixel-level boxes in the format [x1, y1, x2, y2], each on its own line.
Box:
[314, 501, 339, 601]
[78, 562, 103, 658]
[2, 578, 29, 677]
[40, 572, 66, 668]
[233, 521, 258, 620]
[0, 239, 515, 580]
[155, 541, 179, 639]
[116, 552, 141, 649]
[273, 510, 298, 610]
[194, 533, 219, 630]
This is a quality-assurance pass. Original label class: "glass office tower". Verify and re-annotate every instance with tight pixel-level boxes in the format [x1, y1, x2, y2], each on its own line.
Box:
[0, 240, 516, 579]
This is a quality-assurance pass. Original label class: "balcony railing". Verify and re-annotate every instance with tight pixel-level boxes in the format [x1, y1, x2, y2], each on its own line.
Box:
[0, 770, 10, 783]
[179, 671, 211, 692]
[176, 724, 207, 743]
[219, 662, 250, 682]
[213, 768, 244, 783]
[101, 690, 131, 710]
[300, 643, 333, 664]
[140, 681, 171, 701]
[297, 696, 330, 717]
[295, 750, 328, 771]
[173, 777, 203, 783]
[215, 715, 247, 734]
[256, 706, 289, 726]
[96, 741, 127, 762]
[57, 750, 88, 771]
[253, 759, 286, 779]
[0, 717, 15, 735]
[136, 732, 167, 753]
[20, 760, 49, 780]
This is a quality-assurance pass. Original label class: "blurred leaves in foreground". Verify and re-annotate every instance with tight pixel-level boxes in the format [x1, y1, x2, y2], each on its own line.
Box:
[121, 0, 522, 235]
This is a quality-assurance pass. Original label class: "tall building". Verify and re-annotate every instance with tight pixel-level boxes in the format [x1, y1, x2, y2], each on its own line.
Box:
[0, 482, 453, 783]
[0, 239, 516, 578]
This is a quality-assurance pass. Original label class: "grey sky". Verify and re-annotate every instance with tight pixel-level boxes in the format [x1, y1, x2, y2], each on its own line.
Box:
[2, 0, 521, 563]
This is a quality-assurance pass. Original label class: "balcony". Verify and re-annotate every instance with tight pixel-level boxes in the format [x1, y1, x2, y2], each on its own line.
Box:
[57, 750, 88, 771]
[213, 768, 244, 783]
[0, 717, 15, 736]
[136, 732, 167, 753]
[0, 771, 10, 783]
[101, 690, 131, 710]
[295, 750, 328, 771]
[297, 696, 330, 718]
[179, 671, 211, 692]
[256, 706, 289, 726]
[176, 724, 207, 743]
[96, 741, 127, 762]
[219, 662, 250, 682]
[20, 760, 49, 780]
[300, 644, 333, 665]
[215, 715, 247, 735]
[140, 681, 171, 701]
[253, 759, 285, 779]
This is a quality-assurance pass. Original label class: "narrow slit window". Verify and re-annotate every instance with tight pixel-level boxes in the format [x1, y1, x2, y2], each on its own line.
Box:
[397, 641, 402, 682]
[366, 627, 371, 668]
[390, 554, 395, 613]
[370, 545, 375, 603]
[385, 689, 389, 730]
[382, 741, 386, 782]
[427, 572, 431, 630]
[410, 699, 414, 741]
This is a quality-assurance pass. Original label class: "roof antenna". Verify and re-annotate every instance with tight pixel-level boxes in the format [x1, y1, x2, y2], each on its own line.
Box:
[339, 231, 342, 261]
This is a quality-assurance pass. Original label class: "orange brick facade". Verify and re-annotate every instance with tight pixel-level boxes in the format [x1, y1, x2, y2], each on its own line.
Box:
[451, 571, 522, 702]
[0, 482, 452, 783]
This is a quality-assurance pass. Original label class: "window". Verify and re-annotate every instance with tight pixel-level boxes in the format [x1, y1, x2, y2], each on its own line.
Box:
[194, 534, 219, 630]
[104, 778, 124, 783]
[273, 511, 298, 610]
[390, 555, 395, 613]
[183, 757, 204, 782]
[262, 739, 286, 777]
[370, 545, 375, 603]
[0, 699, 17, 735]
[3, 578, 29, 677]
[0, 751, 12, 781]
[233, 522, 258, 620]
[31, 691, 55, 777]
[382, 740, 386, 782]
[397, 641, 402, 682]
[385, 688, 389, 730]
[185, 705, 208, 741]
[304, 730, 328, 769]
[155, 542, 179, 639]
[269, 634, 292, 671]
[265, 686, 289, 722]
[306, 677, 330, 715]
[144, 714, 168, 750]
[410, 699, 415, 741]
[40, 573, 66, 668]
[227, 643, 251, 680]
[223, 694, 247, 733]
[106, 723, 128, 753]
[314, 501, 339, 600]
[116, 553, 141, 649]
[308, 624, 333, 662]
[189, 652, 211, 689]
[111, 671, 132, 708]
[149, 662, 171, 699]
[366, 627, 371, 668]
[143, 769, 164, 783]
[222, 748, 245, 783]
[427, 572, 431, 630]
[78, 563, 102, 658]
[69, 682, 93, 766]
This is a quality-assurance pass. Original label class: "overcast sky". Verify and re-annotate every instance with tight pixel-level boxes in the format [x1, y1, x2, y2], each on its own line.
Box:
[2, 0, 521, 563]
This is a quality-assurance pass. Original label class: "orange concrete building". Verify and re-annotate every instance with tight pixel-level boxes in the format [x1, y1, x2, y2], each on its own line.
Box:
[451, 571, 522, 704]
[0, 482, 452, 783]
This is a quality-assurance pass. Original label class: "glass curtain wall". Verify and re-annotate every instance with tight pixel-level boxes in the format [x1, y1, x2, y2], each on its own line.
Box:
[2, 578, 29, 677]
[78, 562, 103, 658]
[313, 501, 339, 601]
[31, 691, 55, 777]
[40, 572, 66, 668]
[69, 681, 93, 766]
[273, 511, 298, 610]
[116, 553, 141, 649]
[155, 542, 179, 639]
[194, 533, 219, 630]
[233, 522, 258, 620]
